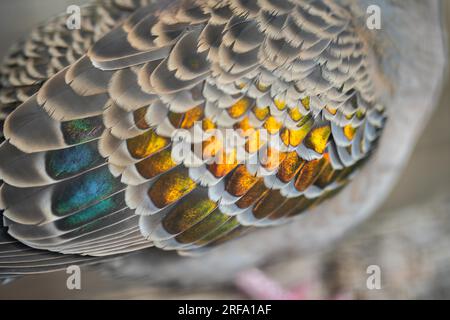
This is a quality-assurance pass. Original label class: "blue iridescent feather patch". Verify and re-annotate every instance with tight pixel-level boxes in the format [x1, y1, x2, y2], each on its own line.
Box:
[51, 166, 124, 217]
[55, 192, 127, 231]
[45, 141, 105, 180]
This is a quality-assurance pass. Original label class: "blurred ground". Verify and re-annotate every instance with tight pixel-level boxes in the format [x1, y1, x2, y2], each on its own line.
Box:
[0, 0, 449, 299]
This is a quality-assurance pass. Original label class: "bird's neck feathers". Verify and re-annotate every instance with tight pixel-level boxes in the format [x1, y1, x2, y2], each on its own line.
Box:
[346, 0, 395, 102]
[345, 0, 446, 93]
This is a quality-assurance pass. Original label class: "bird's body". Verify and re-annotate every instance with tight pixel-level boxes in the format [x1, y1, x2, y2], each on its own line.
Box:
[0, 0, 442, 279]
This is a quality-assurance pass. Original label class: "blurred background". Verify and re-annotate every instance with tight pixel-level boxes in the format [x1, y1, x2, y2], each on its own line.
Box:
[0, 0, 448, 299]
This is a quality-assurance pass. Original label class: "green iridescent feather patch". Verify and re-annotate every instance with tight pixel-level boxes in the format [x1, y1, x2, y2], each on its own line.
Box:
[61, 116, 104, 145]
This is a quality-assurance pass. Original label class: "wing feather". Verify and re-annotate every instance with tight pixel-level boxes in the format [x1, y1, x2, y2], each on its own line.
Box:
[0, 0, 386, 261]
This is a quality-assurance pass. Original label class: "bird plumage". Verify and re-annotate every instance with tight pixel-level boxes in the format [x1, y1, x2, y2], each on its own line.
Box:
[0, 0, 386, 276]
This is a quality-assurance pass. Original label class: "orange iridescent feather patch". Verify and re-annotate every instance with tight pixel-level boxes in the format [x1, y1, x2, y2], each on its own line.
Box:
[169, 106, 204, 129]
[226, 165, 259, 197]
[301, 97, 310, 110]
[304, 125, 331, 154]
[202, 135, 223, 159]
[326, 106, 338, 115]
[277, 152, 305, 183]
[294, 156, 328, 192]
[207, 149, 238, 178]
[252, 190, 286, 220]
[315, 160, 339, 189]
[246, 129, 264, 154]
[274, 99, 287, 110]
[202, 118, 216, 131]
[133, 107, 150, 130]
[264, 116, 283, 134]
[268, 197, 299, 220]
[289, 107, 303, 122]
[234, 117, 253, 133]
[228, 97, 251, 118]
[136, 149, 177, 179]
[252, 106, 270, 121]
[262, 147, 287, 171]
[127, 130, 170, 159]
[148, 170, 197, 208]
[343, 124, 357, 140]
[256, 81, 270, 92]
[236, 179, 268, 209]
[280, 124, 312, 147]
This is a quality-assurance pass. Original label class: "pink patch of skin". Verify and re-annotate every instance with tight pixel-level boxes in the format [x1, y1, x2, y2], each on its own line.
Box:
[235, 269, 307, 300]
[235, 269, 353, 300]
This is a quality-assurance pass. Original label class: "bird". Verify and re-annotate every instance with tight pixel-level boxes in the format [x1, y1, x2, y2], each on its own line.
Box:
[0, 0, 445, 284]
